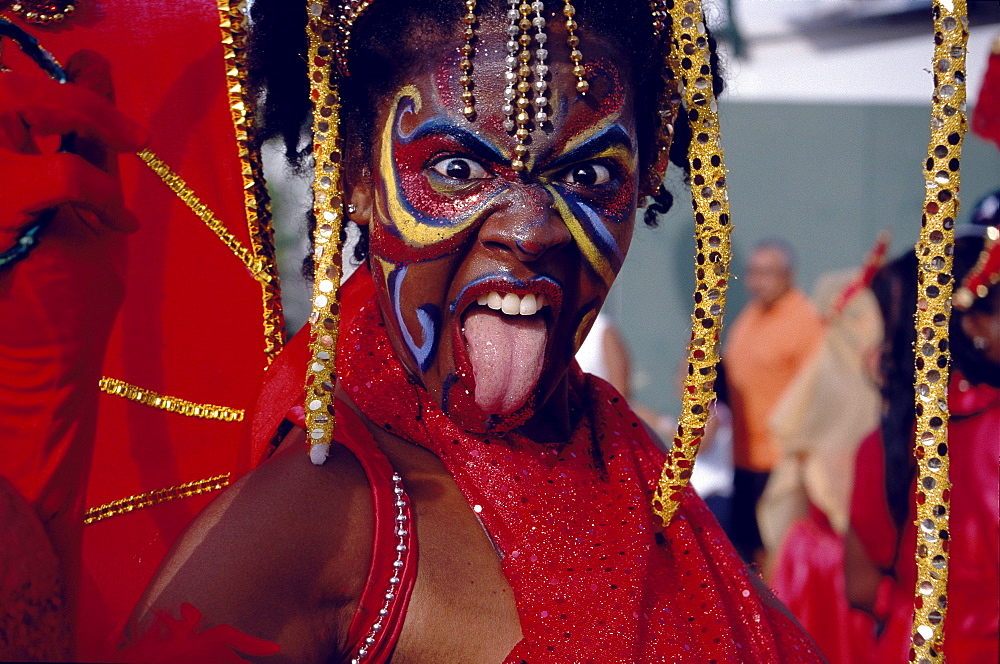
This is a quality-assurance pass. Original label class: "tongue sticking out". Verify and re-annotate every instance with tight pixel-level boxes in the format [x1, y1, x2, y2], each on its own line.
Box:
[463, 309, 548, 414]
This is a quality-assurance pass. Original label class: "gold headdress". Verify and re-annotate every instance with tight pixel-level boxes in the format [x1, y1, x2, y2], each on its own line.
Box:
[953, 224, 1000, 311]
[649, 0, 732, 527]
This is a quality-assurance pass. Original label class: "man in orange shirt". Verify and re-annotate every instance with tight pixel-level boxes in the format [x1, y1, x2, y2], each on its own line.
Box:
[723, 242, 823, 566]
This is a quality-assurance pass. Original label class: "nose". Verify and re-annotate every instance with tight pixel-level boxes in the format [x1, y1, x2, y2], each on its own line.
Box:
[477, 183, 572, 262]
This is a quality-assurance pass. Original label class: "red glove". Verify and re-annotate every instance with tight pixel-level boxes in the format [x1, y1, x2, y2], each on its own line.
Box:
[0, 50, 146, 241]
[0, 49, 147, 642]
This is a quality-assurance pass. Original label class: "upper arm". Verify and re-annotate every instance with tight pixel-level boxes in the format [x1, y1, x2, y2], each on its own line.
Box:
[843, 526, 884, 616]
[125, 438, 373, 663]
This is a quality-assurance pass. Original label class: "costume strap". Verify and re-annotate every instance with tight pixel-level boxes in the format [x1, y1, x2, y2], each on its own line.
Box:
[909, 1, 969, 661]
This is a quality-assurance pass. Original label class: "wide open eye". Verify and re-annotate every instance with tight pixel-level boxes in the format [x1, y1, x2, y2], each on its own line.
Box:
[429, 156, 489, 181]
[562, 163, 611, 186]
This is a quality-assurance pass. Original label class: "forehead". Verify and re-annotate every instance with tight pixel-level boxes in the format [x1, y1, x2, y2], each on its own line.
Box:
[749, 247, 791, 271]
[377, 13, 638, 153]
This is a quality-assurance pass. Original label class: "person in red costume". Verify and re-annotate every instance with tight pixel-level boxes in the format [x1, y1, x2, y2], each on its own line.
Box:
[116, 2, 825, 662]
[845, 228, 1000, 664]
[1, 3, 284, 659]
[0, 36, 145, 657]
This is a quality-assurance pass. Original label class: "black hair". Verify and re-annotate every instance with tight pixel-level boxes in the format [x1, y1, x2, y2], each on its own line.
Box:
[870, 235, 1000, 531]
[248, 0, 724, 270]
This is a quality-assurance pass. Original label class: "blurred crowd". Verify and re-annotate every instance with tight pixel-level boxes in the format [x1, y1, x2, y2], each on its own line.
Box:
[584, 187, 1000, 664]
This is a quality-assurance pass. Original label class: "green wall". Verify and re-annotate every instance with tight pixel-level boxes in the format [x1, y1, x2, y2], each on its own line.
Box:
[614, 101, 1000, 417]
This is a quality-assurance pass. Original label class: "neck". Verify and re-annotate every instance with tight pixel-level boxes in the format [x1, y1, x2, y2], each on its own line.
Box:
[514, 378, 575, 445]
[759, 287, 792, 311]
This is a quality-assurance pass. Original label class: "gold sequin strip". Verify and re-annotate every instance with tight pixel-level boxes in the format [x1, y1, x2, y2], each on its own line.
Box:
[137, 148, 268, 284]
[652, 0, 732, 527]
[304, 1, 372, 463]
[909, 1, 967, 661]
[98, 376, 245, 422]
[83, 474, 231, 525]
[217, 0, 285, 361]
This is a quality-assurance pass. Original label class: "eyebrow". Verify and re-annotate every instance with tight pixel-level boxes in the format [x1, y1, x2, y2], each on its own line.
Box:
[403, 118, 506, 165]
[544, 124, 634, 173]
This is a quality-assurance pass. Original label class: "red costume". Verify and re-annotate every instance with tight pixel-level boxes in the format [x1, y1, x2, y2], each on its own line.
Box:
[850, 375, 1000, 664]
[126, 265, 825, 662]
[0, 3, 280, 657]
[337, 287, 824, 662]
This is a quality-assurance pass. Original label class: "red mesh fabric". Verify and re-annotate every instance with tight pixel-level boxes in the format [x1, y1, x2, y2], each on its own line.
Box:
[337, 293, 824, 663]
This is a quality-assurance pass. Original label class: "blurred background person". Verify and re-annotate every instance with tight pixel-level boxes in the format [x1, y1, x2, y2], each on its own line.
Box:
[845, 205, 1000, 664]
[723, 241, 824, 566]
[759, 235, 889, 664]
[576, 312, 634, 400]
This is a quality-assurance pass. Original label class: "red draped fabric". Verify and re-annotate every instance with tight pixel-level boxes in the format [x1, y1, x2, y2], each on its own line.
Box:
[0, 3, 276, 657]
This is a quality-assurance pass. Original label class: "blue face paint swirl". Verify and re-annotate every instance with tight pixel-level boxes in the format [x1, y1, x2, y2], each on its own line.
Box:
[388, 264, 441, 373]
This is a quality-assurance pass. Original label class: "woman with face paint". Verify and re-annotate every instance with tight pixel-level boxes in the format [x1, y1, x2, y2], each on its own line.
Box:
[120, 2, 826, 662]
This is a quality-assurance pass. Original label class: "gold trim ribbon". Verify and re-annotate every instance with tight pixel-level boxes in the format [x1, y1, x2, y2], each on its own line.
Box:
[84, 474, 231, 525]
[99, 376, 245, 422]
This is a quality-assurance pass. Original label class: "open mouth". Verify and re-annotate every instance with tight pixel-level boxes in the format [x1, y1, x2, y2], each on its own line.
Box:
[455, 278, 561, 415]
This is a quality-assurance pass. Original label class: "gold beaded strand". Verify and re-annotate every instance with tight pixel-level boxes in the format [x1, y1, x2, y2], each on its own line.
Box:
[511, 1, 534, 171]
[563, 1, 587, 94]
[652, 0, 732, 528]
[460, 0, 477, 120]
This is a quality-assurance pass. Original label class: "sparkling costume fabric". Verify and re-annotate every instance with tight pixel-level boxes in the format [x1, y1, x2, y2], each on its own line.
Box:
[337, 281, 823, 663]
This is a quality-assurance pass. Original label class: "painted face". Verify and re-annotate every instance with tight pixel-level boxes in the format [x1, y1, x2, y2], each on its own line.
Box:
[357, 18, 641, 434]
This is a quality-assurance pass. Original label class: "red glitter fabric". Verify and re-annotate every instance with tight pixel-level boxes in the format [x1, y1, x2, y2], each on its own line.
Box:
[338, 297, 824, 663]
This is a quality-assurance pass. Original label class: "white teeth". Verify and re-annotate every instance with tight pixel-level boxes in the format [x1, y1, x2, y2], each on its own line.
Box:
[479, 290, 548, 316]
[501, 293, 520, 315]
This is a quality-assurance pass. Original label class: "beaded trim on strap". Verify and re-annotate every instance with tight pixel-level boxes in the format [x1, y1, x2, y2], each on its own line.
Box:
[351, 472, 412, 663]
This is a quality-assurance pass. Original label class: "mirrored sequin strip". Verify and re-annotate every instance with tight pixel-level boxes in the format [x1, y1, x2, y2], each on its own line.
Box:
[217, 0, 286, 361]
[304, 1, 373, 464]
[137, 148, 268, 283]
[909, 2, 967, 661]
[350, 473, 409, 663]
[83, 474, 231, 525]
[98, 377, 245, 422]
[651, 0, 732, 527]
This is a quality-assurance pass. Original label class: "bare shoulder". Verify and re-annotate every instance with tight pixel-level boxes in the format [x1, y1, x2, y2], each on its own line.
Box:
[129, 428, 375, 661]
